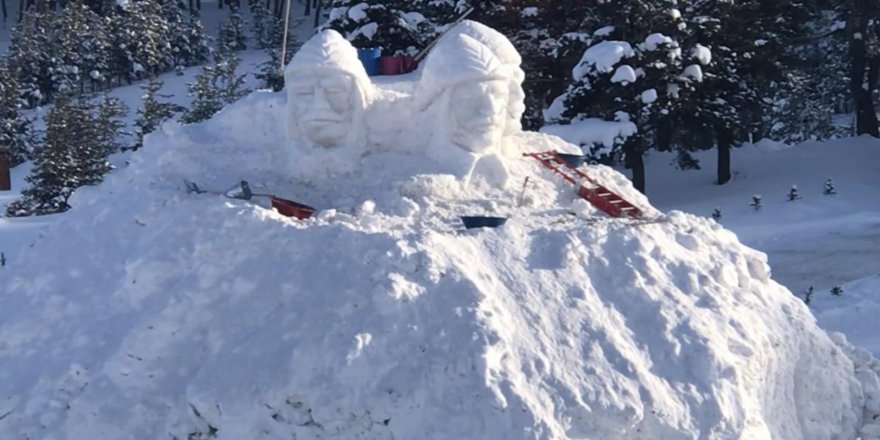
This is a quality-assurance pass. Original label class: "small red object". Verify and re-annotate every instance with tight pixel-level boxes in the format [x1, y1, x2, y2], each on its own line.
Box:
[379, 56, 402, 75]
[379, 55, 418, 75]
[270, 196, 316, 220]
[525, 151, 642, 219]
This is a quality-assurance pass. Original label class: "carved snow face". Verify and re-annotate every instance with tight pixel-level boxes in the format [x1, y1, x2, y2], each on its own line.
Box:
[288, 73, 356, 148]
[449, 79, 509, 154]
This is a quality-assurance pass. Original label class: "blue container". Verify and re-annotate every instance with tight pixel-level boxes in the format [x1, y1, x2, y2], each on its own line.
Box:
[557, 153, 587, 168]
[357, 48, 382, 76]
[461, 216, 508, 229]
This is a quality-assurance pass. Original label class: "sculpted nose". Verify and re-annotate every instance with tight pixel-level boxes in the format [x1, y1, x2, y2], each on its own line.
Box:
[312, 87, 331, 109]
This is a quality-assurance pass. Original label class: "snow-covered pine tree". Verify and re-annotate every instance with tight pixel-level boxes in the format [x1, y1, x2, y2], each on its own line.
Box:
[551, 0, 701, 193]
[750, 194, 762, 211]
[486, 0, 595, 130]
[134, 79, 185, 150]
[0, 59, 37, 167]
[6, 95, 89, 216]
[6, 94, 124, 217]
[323, 0, 426, 55]
[119, 0, 173, 79]
[159, 0, 208, 69]
[8, 9, 55, 106]
[182, 51, 249, 123]
[83, 97, 126, 184]
[249, 0, 273, 49]
[824, 178, 836, 195]
[255, 10, 298, 91]
[50, 1, 112, 94]
[181, 8, 211, 67]
[218, 6, 248, 54]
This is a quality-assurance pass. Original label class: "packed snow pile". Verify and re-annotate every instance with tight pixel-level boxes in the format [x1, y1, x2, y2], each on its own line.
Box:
[2, 25, 880, 440]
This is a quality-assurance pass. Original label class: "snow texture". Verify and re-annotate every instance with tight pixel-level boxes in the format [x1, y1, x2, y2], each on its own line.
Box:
[681, 64, 704, 82]
[572, 41, 635, 80]
[644, 33, 673, 51]
[640, 88, 658, 104]
[693, 44, 712, 65]
[541, 118, 638, 153]
[348, 2, 368, 21]
[610, 65, 637, 84]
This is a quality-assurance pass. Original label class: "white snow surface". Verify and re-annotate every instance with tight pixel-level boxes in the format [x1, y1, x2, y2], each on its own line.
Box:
[610, 65, 637, 84]
[572, 41, 635, 80]
[681, 64, 704, 82]
[640, 88, 658, 104]
[540, 118, 638, 152]
[644, 33, 673, 51]
[693, 44, 712, 65]
[1, 89, 880, 439]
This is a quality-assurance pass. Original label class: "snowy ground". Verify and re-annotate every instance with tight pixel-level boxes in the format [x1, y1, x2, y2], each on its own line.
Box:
[641, 138, 880, 355]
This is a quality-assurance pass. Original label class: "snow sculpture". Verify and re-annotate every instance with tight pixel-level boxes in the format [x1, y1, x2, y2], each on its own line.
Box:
[440, 20, 526, 136]
[284, 30, 373, 150]
[417, 33, 514, 186]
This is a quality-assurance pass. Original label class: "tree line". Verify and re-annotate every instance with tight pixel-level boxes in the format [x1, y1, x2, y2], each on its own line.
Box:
[324, 0, 879, 193]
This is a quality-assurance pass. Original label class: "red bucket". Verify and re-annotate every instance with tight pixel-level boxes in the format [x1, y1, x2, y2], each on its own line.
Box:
[271, 196, 316, 220]
[379, 55, 402, 75]
[379, 55, 418, 75]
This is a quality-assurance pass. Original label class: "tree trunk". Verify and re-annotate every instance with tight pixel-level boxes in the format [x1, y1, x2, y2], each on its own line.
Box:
[2, 0, 8, 23]
[716, 125, 732, 185]
[312, 0, 321, 28]
[847, 0, 880, 137]
[624, 142, 646, 194]
[303, 0, 309, 15]
[17, 0, 23, 22]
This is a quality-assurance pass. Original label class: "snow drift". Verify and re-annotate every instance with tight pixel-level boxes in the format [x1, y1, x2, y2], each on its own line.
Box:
[1, 90, 880, 440]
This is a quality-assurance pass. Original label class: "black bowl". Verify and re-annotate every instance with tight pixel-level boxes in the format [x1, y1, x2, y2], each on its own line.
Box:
[461, 216, 508, 229]
[556, 153, 587, 168]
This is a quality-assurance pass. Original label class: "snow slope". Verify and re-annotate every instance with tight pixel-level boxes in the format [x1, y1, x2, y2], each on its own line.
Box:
[1, 90, 879, 439]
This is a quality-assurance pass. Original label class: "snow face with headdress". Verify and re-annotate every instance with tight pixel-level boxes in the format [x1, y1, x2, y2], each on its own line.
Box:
[283, 30, 374, 179]
[439, 20, 527, 137]
[284, 30, 373, 151]
[417, 33, 515, 186]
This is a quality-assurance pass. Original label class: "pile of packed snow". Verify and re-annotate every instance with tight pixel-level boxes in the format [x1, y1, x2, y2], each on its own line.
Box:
[1, 88, 879, 439]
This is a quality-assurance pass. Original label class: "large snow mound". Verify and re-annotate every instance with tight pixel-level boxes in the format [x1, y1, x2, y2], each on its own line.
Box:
[1, 91, 880, 440]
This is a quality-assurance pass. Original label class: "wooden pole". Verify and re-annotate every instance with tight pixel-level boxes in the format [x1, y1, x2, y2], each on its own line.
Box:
[279, 0, 291, 71]
[0, 152, 11, 191]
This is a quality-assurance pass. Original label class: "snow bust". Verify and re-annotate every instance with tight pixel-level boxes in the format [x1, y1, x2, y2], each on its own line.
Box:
[284, 30, 372, 151]
[417, 33, 515, 187]
[440, 20, 527, 137]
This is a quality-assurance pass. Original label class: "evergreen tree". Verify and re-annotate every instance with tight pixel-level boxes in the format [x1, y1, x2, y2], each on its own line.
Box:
[750, 194, 762, 211]
[322, 0, 428, 55]
[6, 95, 96, 216]
[160, 0, 209, 68]
[182, 51, 249, 124]
[134, 79, 185, 150]
[218, 6, 248, 54]
[119, 0, 173, 79]
[550, 1, 702, 193]
[50, 1, 112, 93]
[250, 0, 273, 49]
[255, 12, 297, 91]
[8, 9, 55, 105]
[0, 59, 37, 167]
[6, 94, 125, 217]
